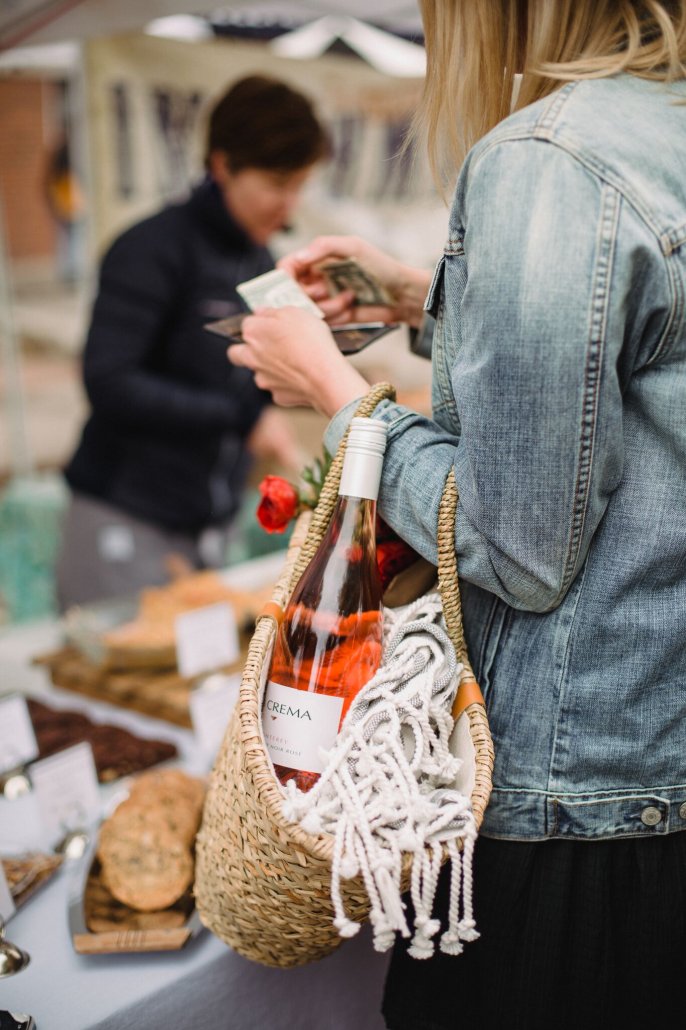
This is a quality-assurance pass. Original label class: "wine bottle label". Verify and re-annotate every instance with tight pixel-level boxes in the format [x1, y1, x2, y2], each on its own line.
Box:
[263, 681, 344, 774]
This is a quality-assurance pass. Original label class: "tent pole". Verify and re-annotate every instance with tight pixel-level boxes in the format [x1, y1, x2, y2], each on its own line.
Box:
[0, 199, 33, 479]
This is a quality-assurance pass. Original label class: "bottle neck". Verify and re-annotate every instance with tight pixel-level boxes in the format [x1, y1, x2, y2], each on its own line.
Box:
[338, 447, 383, 502]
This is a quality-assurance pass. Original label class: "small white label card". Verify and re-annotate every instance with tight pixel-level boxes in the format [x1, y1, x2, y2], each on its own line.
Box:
[189, 672, 241, 757]
[0, 861, 15, 922]
[263, 681, 344, 774]
[175, 602, 240, 678]
[0, 694, 39, 774]
[30, 742, 100, 844]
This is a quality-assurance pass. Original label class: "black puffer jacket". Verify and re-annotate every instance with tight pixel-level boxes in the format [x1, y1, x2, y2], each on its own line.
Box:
[65, 180, 273, 533]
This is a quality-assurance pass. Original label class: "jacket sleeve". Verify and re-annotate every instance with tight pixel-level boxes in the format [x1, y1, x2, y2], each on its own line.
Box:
[327, 139, 669, 612]
[82, 220, 263, 438]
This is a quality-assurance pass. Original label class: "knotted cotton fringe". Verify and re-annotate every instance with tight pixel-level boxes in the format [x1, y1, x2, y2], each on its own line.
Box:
[281, 592, 479, 959]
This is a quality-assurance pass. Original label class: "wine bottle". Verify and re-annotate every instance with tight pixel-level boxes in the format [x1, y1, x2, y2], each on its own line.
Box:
[263, 417, 388, 792]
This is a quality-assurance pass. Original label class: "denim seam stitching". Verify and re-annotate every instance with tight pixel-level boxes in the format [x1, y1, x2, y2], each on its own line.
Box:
[545, 561, 591, 796]
[432, 298, 452, 416]
[559, 184, 620, 598]
[432, 267, 461, 428]
[489, 783, 686, 798]
[555, 795, 670, 808]
[482, 829, 683, 842]
[533, 81, 579, 132]
[645, 239, 684, 365]
[476, 593, 502, 694]
[384, 409, 426, 435]
[423, 254, 446, 313]
[471, 131, 673, 248]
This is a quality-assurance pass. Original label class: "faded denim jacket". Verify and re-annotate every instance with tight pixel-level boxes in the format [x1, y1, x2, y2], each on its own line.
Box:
[325, 74, 686, 841]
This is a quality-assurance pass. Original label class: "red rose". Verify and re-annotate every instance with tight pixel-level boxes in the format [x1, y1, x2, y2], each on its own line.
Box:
[256, 476, 299, 533]
[377, 537, 418, 591]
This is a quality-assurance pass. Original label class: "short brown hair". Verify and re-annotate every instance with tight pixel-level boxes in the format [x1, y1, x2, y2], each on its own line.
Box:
[206, 75, 330, 172]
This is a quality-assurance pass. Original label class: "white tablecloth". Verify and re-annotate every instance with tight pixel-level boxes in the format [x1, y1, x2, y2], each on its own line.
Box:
[0, 556, 390, 1030]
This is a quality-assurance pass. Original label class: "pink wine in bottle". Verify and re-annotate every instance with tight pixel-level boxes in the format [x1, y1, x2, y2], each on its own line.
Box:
[263, 418, 388, 792]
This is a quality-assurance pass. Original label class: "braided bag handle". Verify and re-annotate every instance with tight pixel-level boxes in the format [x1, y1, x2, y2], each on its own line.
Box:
[267, 382, 492, 830]
[286, 383, 487, 717]
[285, 382, 398, 594]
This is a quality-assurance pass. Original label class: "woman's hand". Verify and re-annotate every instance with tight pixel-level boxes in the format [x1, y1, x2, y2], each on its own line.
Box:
[228, 307, 369, 418]
[278, 235, 432, 328]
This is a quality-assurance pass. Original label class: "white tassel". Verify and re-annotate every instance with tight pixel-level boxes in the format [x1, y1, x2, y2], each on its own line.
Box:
[439, 932, 464, 956]
[458, 918, 479, 943]
[281, 797, 301, 824]
[300, 810, 323, 835]
[373, 929, 397, 952]
[397, 828, 420, 852]
[334, 916, 361, 938]
[285, 591, 478, 959]
[407, 932, 437, 960]
[339, 852, 359, 879]
[415, 915, 441, 938]
[457, 836, 480, 942]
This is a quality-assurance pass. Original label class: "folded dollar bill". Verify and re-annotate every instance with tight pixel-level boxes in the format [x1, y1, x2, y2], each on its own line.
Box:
[319, 258, 393, 306]
[236, 268, 324, 318]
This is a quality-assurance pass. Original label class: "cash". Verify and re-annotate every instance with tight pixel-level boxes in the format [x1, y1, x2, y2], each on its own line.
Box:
[236, 269, 324, 318]
[320, 258, 393, 306]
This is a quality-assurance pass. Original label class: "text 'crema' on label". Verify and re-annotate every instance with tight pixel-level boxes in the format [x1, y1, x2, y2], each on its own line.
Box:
[263, 680, 344, 774]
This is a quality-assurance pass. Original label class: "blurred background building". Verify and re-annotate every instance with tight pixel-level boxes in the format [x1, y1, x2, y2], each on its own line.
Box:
[0, 1, 442, 623]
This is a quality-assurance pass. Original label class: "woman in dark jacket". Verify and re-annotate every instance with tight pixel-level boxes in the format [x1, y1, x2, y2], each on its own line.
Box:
[56, 76, 329, 607]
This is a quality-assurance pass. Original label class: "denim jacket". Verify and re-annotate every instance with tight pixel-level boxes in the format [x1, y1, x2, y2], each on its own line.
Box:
[326, 74, 686, 841]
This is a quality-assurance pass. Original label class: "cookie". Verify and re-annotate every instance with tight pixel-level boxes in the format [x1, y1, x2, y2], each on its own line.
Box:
[99, 825, 193, 911]
[102, 797, 198, 848]
[129, 768, 206, 810]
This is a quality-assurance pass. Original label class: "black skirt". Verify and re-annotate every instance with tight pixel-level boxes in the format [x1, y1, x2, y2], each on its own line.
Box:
[382, 831, 686, 1030]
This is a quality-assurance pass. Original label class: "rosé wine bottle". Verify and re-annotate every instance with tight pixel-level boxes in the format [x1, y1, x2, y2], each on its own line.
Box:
[263, 418, 388, 792]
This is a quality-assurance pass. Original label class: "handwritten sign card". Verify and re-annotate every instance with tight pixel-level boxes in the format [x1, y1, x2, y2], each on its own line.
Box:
[175, 602, 239, 678]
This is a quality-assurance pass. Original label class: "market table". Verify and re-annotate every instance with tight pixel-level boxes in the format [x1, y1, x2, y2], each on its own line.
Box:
[0, 554, 390, 1030]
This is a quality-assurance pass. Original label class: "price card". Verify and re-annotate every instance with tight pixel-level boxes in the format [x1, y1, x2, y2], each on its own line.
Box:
[30, 742, 100, 845]
[189, 673, 241, 757]
[0, 861, 15, 922]
[0, 694, 39, 774]
[175, 602, 240, 678]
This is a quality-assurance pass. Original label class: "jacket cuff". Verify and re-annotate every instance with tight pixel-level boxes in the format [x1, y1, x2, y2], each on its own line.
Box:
[323, 396, 414, 457]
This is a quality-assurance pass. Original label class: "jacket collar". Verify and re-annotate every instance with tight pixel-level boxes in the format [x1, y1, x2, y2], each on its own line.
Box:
[187, 177, 255, 251]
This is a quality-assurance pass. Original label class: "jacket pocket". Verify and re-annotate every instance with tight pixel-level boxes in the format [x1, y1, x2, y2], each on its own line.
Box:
[424, 255, 446, 319]
[479, 596, 513, 707]
[462, 583, 510, 707]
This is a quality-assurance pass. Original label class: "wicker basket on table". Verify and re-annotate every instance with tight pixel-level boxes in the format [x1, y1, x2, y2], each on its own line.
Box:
[194, 383, 495, 968]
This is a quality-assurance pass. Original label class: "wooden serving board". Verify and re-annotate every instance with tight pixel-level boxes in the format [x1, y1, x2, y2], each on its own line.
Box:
[73, 926, 193, 954]
[69, 840, 202, 955]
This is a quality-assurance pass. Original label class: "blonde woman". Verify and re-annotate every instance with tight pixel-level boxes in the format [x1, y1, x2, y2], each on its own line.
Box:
[229, 3, 686, 1026]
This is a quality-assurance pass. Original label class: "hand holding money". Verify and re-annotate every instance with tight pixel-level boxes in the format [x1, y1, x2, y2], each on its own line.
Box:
[277, 235, 432, 328]
[228, 306, 369, 417]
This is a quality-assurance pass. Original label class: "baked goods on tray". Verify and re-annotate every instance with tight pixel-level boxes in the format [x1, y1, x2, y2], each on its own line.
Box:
[101, 570, 272, 668]
[95, 769, 206, 913]
[1, 851, 63, 907]
[26, 698, 178, 782]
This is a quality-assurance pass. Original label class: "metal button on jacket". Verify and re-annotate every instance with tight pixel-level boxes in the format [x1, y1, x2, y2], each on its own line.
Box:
[679, 802, 686, 820]
[640, 806, 663, 827]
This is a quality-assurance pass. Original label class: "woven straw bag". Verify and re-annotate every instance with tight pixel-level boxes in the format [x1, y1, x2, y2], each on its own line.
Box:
[195, 383, 494, 968]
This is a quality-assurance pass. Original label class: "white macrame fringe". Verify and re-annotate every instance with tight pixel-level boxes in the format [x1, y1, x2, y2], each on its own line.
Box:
[281, 592, 479, 959]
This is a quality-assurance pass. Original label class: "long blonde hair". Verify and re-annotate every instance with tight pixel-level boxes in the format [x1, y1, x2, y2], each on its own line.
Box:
[418, 0, 686, 186]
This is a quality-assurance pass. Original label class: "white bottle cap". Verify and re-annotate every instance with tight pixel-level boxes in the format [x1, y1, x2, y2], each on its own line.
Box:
[339, 418, 388, 501]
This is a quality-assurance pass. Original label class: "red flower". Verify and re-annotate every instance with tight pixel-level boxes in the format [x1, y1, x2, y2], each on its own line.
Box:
[256, 476, 300, 533]
[377, 537, 418, 591]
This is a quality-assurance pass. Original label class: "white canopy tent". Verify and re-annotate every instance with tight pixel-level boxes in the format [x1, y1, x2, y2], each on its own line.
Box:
[0, 1, 423, 50]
